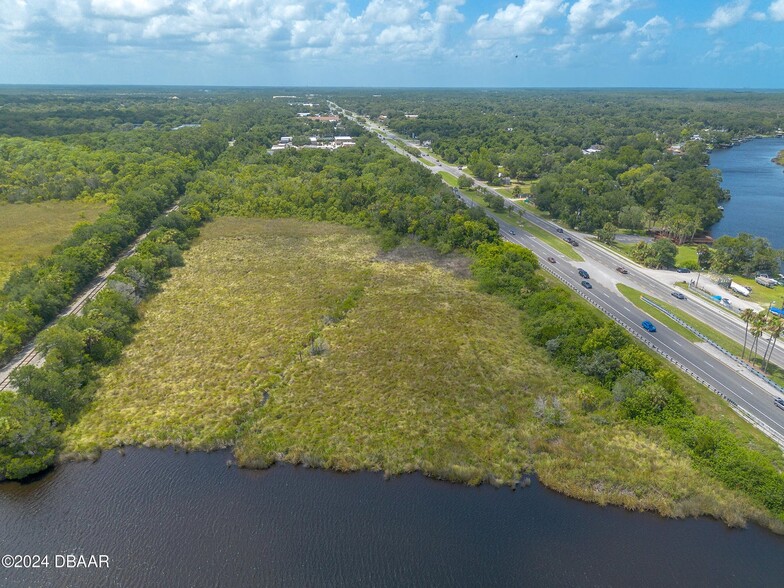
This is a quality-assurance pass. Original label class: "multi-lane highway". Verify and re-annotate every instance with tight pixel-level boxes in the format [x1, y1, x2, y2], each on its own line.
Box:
[335, 102, 784, 447]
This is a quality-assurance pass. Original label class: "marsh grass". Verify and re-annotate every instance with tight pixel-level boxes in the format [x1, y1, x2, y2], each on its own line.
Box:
[0, 200, 107, 286]
[65, 217, 783, 529]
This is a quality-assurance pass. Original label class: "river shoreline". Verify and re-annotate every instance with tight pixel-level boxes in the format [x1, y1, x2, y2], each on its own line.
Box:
[708, 136, 784, 248]
[3, 447, 784, 587]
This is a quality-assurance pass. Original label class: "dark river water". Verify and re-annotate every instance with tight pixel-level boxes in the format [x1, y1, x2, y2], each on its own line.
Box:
[1, 448, 783, 587]
[709, 137, 784, 249]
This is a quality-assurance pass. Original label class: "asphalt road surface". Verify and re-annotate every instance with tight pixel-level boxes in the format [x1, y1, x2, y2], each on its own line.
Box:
[337, 104, 784, 446]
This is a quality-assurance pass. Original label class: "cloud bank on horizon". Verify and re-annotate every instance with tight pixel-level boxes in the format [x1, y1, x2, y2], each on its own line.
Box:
[0, 0, 783, 87]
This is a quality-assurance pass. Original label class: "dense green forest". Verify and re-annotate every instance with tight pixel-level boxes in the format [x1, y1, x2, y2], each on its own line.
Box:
[335, 90, 784, 236]
[0, 89, 363, 365]
[2, 89, 784, 531]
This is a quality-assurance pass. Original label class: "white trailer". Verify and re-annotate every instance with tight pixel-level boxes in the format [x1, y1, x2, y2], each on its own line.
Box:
[730, 281, 751, 297]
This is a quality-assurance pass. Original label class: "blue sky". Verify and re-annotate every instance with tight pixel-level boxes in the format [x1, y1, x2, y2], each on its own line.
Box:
[0, 1, 783, 87]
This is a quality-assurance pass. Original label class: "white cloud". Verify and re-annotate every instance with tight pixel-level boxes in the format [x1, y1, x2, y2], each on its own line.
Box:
[700, 0, 750, 32]
[750, 11, 767, 20]
[770, 0, 784, 20]
[435, 0, 464, 24]
[362, 0, 426, 26]
[0, 0, 30, 32]
[469, 0, 565, 41]
[630, 15, 670, 61]
[567, 0, 634, 35]
[0, 0, 469, 60]
[91, 0, 174, 18]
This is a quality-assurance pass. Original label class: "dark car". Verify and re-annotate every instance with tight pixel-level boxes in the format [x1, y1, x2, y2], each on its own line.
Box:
[676, 267, 691, 274]
[616, 266, 628, 274]
[581, 280, 592, 289]
[671, 291, 686, 300]
[578, 268, 590, 279]
[641, 320, 657, 332]
[547, 257, 556, 264]
[775, 398, 784, 411]
[556, 228, 564, 233]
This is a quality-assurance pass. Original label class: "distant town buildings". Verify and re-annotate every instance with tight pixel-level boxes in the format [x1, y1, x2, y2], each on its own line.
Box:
[268, 135, 355, 153]
[582, 144, 604, 155]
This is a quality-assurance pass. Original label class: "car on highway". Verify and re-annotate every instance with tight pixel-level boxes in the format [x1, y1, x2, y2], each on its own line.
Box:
[555, 228, 564, 233]
[578, 268, 590, 279]
[676, 267, 691, 273]
[509, 230, 516, 235]
[641, 320, 657, 332]
[581, 280, 592, 289]
[616, 266, 628, 274]
[547, 257, 556, 264]
[775, 398, 784, 411]
[671, 291, 686, 300]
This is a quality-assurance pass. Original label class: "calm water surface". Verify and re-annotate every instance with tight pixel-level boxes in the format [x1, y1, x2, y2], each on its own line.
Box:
[709, 137, 784, 248]
[1, 448, 783, 587]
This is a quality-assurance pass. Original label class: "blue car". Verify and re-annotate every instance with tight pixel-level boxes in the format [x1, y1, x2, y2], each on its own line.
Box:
[641, 320, 657, 332]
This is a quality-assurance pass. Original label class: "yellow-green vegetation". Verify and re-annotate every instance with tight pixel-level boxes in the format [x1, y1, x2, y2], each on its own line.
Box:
[731, 275, 784, 307]
[65, 217, 782, 529]
[616, 284, 701, 343]
[618, 284, 784, 387]
[497, 181, 536, 197]
[519, 218, 584, 262]
[418, 157, 435, 166]
[0, 200, 106, 286]
[65, 218, 377, 452]
[458, 189, 582, 261]
[437, 170, 459, 187]
[775, 149, 784, 166]
[675, 245, 699, 268]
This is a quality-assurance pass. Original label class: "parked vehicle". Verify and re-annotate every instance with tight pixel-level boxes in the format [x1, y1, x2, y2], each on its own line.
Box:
[755, 275, 778, 288]
[641, 320, 657, 332]
[730, 281, 751, 297]
[616, 266, 628, 274]
[581, 280, 592, 289]
[671, 291, 686, 300]
[676, 267, 691, 274]
[578, 268, 590, 279]
[547, 257, 556, 264]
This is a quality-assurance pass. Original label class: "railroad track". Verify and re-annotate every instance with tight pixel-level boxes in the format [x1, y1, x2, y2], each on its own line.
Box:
[0, 202, 180, 392]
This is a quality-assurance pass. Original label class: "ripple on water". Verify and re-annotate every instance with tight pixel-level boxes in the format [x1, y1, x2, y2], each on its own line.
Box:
[1, 448, 784, 587]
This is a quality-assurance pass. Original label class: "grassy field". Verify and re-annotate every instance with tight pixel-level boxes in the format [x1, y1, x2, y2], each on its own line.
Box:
[617, 283, 784, 387]
[63, 216, 780, 528]
[675, 245, 699, 268]
[460, 190, 583, 261]
[0, 200, 107, 286]
[519, 218, 584, 261]
[616, 284, 701, 343]
[437, 170, 459, 187]
[730, 275, 784, 307]
[65, 218, 377, 453]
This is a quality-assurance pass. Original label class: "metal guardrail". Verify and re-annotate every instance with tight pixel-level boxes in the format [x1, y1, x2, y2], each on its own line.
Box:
[538, 265, 784, 449]
[350, 109, 784, 451]
[641, 296, 784, 397]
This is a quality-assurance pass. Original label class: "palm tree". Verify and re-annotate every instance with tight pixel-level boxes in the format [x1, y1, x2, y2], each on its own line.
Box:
[740, 308, 756, 360]
[763, 317, 783, 373]
[749, 313, 767, 366]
